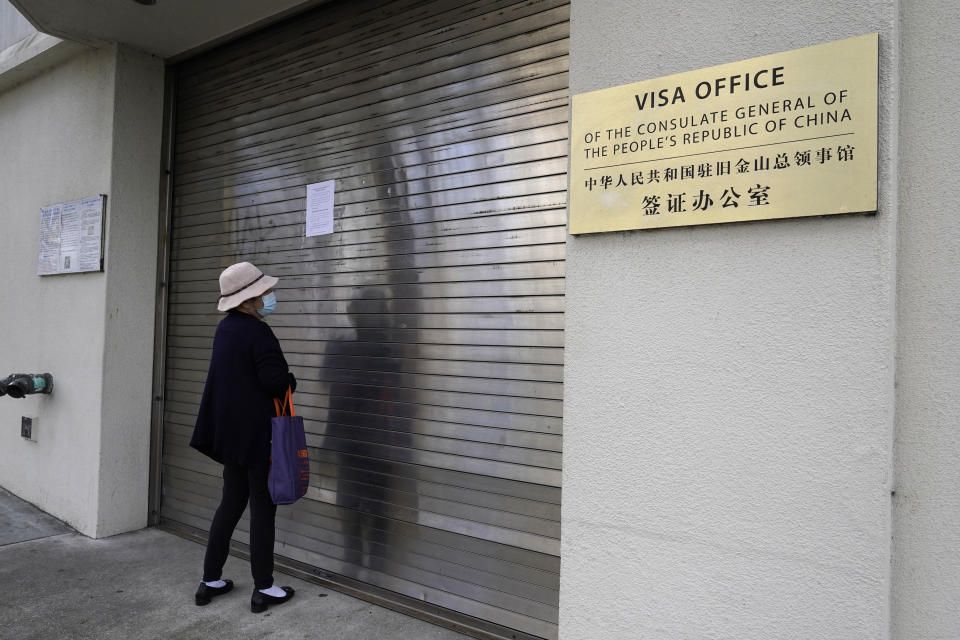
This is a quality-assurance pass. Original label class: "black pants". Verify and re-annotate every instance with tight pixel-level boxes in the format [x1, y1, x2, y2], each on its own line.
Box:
[202, 460, 277, 589]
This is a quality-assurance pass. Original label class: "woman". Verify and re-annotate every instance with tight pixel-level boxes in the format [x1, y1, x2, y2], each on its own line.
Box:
[189, 261, 297, 613]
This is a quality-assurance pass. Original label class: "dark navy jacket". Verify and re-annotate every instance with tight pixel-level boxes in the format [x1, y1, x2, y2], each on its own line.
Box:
[190, 311, 296, 466]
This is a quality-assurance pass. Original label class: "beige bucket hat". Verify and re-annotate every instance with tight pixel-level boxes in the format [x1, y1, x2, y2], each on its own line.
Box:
[217, 262, 278, 312]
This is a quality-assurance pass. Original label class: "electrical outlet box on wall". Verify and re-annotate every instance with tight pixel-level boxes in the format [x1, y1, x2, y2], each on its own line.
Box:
[21, 416, 36, 441]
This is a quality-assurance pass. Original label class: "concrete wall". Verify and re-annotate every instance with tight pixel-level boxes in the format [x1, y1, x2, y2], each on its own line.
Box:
[561, 2, 898, 639]
[892, 2, 960, 639]
[97, 45, 164, 536]
[0, 43, 163, 538]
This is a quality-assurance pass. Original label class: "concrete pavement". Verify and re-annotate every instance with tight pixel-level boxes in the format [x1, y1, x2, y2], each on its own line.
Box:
[0, 487, 474, 640]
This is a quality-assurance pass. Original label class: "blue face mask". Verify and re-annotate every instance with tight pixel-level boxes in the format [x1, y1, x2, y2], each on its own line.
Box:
[258, 292, 277, 317]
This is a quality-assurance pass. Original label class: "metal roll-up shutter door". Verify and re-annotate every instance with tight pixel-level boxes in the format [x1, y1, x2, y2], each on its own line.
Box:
[160, 1, 568, 638]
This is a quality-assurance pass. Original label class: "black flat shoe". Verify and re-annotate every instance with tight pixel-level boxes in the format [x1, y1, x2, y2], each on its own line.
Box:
[195, 579, 234, 606]
[250, 586, 295, 613]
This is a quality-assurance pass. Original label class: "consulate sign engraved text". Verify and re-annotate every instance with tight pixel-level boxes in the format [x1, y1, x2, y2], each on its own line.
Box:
[569, 34, 879, 234]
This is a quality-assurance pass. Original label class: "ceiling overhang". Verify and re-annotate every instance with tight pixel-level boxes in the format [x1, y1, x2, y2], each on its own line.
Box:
[10, 0, 329, 60]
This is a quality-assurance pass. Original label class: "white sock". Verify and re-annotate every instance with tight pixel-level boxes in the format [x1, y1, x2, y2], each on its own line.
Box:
[259, 585, 286, 597]
[204, 579, 227, 588]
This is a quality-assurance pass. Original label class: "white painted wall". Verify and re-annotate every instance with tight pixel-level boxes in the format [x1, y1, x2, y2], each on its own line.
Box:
[561, 2, 898, 639]
[0, 45, 115, 536]
[892, 2, 960, 638]
[97, 45, 164, 537]
[0, 42, 163, 538]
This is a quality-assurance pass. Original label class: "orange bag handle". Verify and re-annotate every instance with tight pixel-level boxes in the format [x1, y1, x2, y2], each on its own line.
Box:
[273, 386, 295, 417]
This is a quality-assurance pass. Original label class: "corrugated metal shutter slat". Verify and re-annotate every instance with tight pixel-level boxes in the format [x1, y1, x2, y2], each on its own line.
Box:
[161, 1, 567, 638]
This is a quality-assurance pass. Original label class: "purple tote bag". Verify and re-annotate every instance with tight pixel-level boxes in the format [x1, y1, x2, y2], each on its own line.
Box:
[269, 387, 309, 505]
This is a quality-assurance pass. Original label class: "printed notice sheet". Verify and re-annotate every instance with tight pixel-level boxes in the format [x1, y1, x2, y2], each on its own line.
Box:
[305, 181, 335, 237]
[37, 195, 105, 275]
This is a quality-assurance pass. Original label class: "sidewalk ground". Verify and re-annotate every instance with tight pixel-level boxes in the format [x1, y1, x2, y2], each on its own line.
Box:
[0, 487, 474, 640]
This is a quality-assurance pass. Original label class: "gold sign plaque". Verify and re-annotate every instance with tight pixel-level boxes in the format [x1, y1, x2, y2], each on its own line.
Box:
[569, 33, 878, 234]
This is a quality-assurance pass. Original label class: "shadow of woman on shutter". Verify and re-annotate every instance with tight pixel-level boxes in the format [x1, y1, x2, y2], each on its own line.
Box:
[320, 285, 418, 578]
